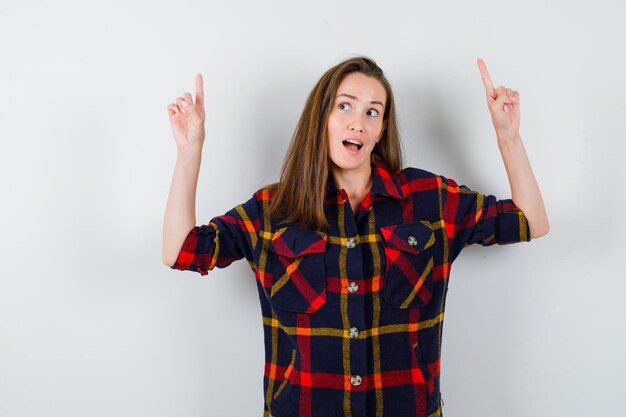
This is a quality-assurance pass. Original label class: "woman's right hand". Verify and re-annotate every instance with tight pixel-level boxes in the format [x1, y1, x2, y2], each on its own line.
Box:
[167, 73, 205, 152]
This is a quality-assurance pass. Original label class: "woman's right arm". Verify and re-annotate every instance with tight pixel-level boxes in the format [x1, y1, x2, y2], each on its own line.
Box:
[162, 73, 206, 267]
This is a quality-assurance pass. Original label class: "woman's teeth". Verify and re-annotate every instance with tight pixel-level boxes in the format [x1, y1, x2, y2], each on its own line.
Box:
[342, 139, 363, 150]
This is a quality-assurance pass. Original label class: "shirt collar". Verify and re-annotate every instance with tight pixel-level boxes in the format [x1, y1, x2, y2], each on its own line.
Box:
[326, 158, 405, 200]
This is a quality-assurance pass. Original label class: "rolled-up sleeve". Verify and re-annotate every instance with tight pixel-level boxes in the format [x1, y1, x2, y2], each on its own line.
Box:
[441, 176, 531, 263]
[169, 191, 262, 276]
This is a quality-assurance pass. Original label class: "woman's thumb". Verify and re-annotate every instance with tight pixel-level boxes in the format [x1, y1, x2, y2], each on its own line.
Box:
[180, 98, 194, 113]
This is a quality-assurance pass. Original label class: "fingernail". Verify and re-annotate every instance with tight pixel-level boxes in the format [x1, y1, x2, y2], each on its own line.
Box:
[181, 100, 190, 106]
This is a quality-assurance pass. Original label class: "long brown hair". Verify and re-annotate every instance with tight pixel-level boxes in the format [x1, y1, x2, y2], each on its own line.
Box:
[268, 56, 403, 231]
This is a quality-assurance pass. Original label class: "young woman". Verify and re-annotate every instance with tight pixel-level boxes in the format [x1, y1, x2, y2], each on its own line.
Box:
[163, 56, 549, 417]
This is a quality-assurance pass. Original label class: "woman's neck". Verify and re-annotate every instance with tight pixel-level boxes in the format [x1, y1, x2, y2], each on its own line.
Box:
[331, 163, 373, 212]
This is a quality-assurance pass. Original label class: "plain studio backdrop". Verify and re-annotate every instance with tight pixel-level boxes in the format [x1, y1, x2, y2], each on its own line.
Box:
[1, 0, 624, 416]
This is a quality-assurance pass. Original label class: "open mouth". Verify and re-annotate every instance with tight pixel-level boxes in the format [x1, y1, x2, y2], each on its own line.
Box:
[342, 139, 363, 152]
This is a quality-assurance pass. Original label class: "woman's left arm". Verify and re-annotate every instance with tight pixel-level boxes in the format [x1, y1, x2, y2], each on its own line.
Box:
[477, 58, 550, 239]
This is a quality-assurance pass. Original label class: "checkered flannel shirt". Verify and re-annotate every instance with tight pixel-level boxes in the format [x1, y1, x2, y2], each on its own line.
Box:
[170, 159, 531, 417]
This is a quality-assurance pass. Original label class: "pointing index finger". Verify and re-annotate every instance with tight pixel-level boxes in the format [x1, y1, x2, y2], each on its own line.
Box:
[477, 58, 496, 99]
[195, 73, 204, 107]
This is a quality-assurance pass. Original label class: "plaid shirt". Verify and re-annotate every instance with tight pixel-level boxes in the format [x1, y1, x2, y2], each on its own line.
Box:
[170, 159, 531, 417]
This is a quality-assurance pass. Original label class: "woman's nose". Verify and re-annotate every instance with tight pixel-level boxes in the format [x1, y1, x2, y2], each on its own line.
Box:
[348, 114, 365, 132]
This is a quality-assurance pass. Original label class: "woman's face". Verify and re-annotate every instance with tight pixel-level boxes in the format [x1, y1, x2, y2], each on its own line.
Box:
[326, 72, 387, 176]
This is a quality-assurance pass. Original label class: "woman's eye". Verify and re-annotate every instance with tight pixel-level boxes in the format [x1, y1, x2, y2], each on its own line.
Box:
[339, 102, 352, 111]
[368, 109, 379, 117]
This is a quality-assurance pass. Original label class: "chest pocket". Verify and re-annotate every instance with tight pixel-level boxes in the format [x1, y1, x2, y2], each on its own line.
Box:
[380, 220, 435, 309]
[268, 226, 328, 314]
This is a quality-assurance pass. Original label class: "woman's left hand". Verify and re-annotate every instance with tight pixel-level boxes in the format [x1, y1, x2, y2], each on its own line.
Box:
[477, 58, 520, 141]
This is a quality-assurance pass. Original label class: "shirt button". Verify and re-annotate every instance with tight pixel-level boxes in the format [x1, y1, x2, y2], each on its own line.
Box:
[346, 237, 356, 249]
[350, 375, 362, 386]
[407, 235, 418, 247]
[348, 327, 359, 338]
[347, 281, 359, 293]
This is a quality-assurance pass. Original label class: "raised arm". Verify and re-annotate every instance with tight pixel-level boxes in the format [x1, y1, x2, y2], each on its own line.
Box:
[162, 73, 206, 266]
[477, 58, 550, 239]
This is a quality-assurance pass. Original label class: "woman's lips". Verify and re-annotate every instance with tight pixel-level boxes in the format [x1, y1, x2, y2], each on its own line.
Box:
[342, 139, 363, 153]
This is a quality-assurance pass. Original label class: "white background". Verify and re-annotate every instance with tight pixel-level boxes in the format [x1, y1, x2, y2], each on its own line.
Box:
[1, 0, 624, 416]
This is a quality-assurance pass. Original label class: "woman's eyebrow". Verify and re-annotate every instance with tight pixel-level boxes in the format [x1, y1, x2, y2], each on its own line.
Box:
[336, 93, 385, 108]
